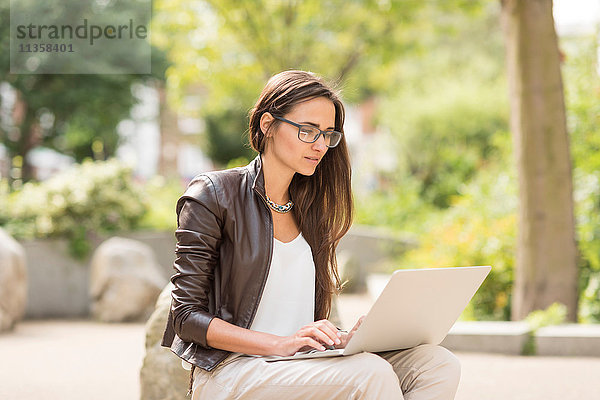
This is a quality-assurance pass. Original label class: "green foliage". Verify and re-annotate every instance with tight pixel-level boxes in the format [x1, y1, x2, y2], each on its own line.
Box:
[562, 35, 600, 322]
[382, 81, 509, 208]
[564, 38, 600, 175]
[354, 173, 434, 232]
[522, 302, 567, 355]
[203, 108, 256, 167]
[574, 169, 600, 323]
[0, 159, 148, 258]
[227, 156, 252, 169]
[396, 156, 517, 321]
[377, 2, 508, 209]
[355, 3, 515, 321]
[525, 302, 567, 331]
[154, 0, 424, 104]
[356, 26, 600, 324]
[152, 0, 489, 164]
[0, 1, 169, 181]
[580, 268, 600, 323]
[137, 176, 184, 232]
[355, 3, 508, 223]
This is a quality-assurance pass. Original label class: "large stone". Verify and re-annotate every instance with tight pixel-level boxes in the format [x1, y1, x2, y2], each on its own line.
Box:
[140, 283, 189, 400]
[0, 228, 27, 332]
[90, 237, 166, 322]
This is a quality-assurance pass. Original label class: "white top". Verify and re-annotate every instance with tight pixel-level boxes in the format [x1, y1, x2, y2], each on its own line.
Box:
[250, 232, 316, 336]
[182, 232, 315, 370]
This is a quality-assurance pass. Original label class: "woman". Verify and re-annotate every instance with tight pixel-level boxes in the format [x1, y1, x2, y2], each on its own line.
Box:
[162, 70, 461, 399]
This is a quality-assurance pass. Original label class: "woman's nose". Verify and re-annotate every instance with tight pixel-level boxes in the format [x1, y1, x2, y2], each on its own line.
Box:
[312, 134, 328, 152]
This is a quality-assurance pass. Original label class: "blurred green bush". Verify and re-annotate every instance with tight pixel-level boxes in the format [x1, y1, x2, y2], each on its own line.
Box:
[394, 155, 517, 321]
[574, 169, 600, 323]
[522, 302, 567, 355]
[382, 80, 509, 209]
[137, 175, 181, 233]
[355, 42, 514, 320]
[564, 36, 600, 323]
[0, 159, 181, 259]
[203, 108, 256, 168]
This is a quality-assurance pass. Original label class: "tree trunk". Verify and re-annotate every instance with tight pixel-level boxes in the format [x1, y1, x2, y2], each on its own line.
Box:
[501, 0, 578, 321]
[18, 109, 38, 182]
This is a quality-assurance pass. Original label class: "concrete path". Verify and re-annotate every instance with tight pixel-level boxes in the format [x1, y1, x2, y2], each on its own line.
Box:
[0, 320, 144, 400]
[2, 319, 600, 399]
[456, 351, 600, 399]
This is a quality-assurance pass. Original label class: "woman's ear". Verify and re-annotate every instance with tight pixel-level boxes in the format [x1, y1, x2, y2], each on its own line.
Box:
[260, 112, 275, 137]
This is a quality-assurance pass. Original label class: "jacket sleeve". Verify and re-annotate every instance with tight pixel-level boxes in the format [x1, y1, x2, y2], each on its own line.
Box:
[170, 175, 223, 348]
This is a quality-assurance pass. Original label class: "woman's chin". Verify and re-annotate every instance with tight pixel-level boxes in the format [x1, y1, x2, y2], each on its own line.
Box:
[296, 166, 318, 176]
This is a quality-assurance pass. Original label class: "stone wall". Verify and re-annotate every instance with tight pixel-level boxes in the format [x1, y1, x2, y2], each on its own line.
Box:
[19, 226, 411, 318]
[20, 231, 174, 318]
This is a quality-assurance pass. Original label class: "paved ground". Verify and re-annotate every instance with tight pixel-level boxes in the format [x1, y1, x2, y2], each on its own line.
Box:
[1, 294, 599, 399]
[0, 320, 144, 400]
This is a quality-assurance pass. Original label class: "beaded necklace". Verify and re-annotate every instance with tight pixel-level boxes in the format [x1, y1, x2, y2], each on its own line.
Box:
[265, 194, 294, 213]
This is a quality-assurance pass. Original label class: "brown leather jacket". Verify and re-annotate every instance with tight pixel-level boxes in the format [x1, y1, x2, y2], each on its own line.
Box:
[161, 155, 300, 372]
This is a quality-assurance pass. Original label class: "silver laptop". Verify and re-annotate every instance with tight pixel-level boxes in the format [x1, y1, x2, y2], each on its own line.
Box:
[263, 266, 491, 361]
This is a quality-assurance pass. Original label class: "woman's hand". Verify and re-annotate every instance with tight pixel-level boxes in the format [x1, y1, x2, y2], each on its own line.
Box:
[273, 319, 342, 356]
[335, 315, 365, 349]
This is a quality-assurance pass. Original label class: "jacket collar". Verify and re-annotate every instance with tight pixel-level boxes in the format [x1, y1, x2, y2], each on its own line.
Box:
[249, 154, 266, 199]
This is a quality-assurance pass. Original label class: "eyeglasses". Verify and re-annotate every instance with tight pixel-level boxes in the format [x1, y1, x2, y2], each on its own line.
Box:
[273, 116, 343, 148]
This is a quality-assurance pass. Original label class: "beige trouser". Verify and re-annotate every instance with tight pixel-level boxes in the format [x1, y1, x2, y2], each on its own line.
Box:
[191, 344, 461, 399]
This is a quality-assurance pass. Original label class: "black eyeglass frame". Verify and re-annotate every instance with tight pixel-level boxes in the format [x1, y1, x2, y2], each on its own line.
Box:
[272, 115, 343, 148]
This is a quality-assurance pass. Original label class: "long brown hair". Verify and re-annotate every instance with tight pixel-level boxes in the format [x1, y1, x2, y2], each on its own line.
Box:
[248, 70, 353, 321]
